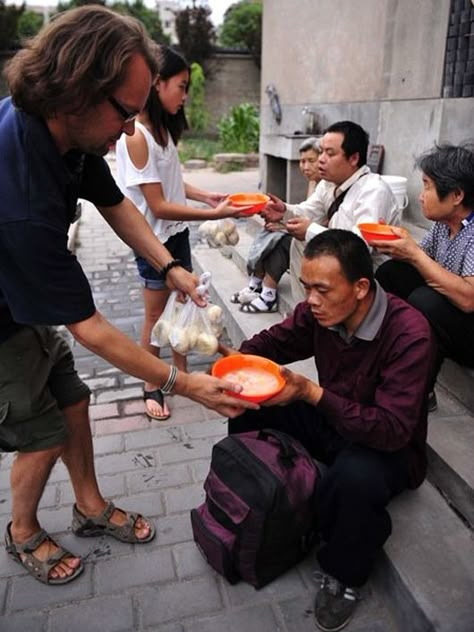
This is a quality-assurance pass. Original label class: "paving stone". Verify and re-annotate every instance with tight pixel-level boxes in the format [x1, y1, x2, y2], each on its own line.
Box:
[158, 438, 214, 465]
[185, 605, 283, 632]
[0, 611, 48, 632]
[36, 505, 76, 534]
[8, 565, 93, 612]
[138, 576, 222, 627]
[96, 546, 175, 594]
[124, 426, 184, 451]
[166, 404, 211, 426]
[89, 402, 120, 420]
[94, 450, 158, 476]
[154, 513, 193, 547]
[182, 419, 227, 440]
[112, 491, 164, 518]
[164, 484, 205, 515]
[0, 481, 57, 516]
[0, 547, 24, 578]
[189, 459, 214, 483]
[94, 414, 151, 435]
[123, 399, 149, 416]
[59, 531, 133, 562]
[60, 473, 126, 504]
[92, 433, 124, 455]
[83, 376, 118, 390]
[49, 595, 134, 632]
[173, 541, 212, 579]
[0, 577, 6, 614]
[127, 463, 192, 494]
[223, 565, 307, 608]
[145, 625, 184, 632]
[96, 386, 143, 404]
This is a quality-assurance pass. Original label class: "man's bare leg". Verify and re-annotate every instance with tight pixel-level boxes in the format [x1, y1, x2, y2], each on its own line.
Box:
[60, 397, 151, 539]
[10, 446, 81, 580]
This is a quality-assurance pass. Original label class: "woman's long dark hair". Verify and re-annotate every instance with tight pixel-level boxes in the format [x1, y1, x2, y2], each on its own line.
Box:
[146, 45, 190, 147]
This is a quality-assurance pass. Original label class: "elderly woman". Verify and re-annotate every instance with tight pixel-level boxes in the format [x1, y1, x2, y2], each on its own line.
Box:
[230, 137, 322, 313]
[374, 143, 474, 409]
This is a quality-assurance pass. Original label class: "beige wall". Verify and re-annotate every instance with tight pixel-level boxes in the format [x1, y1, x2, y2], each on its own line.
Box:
[260, 0, 474, 224]
[262, 0, 450, 105]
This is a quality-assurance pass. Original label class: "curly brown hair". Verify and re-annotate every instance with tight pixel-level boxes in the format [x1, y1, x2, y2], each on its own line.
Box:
[5, 5, 159, 118]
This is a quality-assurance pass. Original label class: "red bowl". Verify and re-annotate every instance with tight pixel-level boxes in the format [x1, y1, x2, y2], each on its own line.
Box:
[358, 223, 400, 243]
[228, 192, 270, 216]
[211, 354, 286, 403]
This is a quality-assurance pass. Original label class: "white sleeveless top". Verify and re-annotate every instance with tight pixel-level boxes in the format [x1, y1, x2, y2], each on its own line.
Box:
[115, 121, 187, 242]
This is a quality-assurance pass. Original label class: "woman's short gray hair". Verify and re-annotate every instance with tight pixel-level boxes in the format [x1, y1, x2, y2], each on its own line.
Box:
[299, 137, 321, 154]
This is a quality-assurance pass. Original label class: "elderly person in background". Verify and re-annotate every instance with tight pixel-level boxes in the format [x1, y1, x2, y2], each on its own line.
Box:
[230, 137, 322, 312]
[375, 143, 474, 411]
[262, 121, 400, 303]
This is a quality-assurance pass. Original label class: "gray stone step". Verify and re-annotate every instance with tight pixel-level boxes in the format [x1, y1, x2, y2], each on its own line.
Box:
[192, 237, 474, 632]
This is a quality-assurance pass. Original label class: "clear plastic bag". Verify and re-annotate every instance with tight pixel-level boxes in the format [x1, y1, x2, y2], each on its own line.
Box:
[168, 272, 224, 356]
[151, 290, 183, 348]
[197, 219, 240, 248]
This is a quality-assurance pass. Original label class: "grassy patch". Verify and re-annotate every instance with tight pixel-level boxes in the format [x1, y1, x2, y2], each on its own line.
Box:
[178, 137, 223, 163]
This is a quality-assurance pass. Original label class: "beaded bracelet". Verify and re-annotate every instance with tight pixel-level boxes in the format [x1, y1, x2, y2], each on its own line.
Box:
[161, 365, 178, 395]
[161, 259, 183, 279]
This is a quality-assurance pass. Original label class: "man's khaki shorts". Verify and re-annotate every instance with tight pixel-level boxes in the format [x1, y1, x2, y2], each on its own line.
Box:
[0, 326, 90, 453]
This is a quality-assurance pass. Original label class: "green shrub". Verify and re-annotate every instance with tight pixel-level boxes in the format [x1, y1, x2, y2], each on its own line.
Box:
[178, 137, 222, 163]
[187, 62, 209, 133]
[218, 103, 259, 153]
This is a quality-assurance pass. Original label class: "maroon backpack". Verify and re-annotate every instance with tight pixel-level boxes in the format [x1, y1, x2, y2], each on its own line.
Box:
[191, 429, 320, 589]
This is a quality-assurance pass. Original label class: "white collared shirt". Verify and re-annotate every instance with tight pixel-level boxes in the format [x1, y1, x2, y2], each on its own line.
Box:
[283, 166, 400, 267]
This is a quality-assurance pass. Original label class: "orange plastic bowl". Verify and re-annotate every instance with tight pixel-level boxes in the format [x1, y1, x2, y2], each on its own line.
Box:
[211, 354, 286, 403]
[358, 223, 400, 243]
[228, 192, 270, 216]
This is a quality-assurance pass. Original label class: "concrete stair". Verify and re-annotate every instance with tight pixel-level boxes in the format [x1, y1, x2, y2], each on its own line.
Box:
[191, 217, 474, 632]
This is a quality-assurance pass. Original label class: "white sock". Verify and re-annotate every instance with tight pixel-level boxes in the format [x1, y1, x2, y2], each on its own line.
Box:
[249, 275, 263, 291]
[261, 285, 277, 302]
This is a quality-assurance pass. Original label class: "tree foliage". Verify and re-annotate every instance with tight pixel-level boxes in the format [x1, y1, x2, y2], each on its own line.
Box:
[175, 3, 215, 69]
[17, 9, 43, 41]
[186, 61, 209, 133]
[110, 0, 169, 43]
[0, 0, 24, 50]
[219, 0, 262, 68]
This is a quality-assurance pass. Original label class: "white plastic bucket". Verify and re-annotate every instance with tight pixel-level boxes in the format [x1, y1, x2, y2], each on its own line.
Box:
[381, 175, 408, 210]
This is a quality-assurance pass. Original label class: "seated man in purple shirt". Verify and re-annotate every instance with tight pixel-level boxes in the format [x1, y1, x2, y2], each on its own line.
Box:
[219, 229, 436, 631]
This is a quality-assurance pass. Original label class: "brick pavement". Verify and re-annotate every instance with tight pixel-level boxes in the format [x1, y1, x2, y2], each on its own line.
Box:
[0, 167, 397, 631]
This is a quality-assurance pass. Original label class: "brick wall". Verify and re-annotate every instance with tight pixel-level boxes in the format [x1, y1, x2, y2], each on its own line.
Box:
[203, 51, 261, 135]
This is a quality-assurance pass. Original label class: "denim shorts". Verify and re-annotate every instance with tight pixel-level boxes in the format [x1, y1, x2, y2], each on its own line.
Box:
[0, 326, 90, 453]
[135, 228, 192, 290]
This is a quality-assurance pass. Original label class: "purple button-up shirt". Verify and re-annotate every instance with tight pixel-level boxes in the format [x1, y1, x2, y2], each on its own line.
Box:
[240, 286, 436, 487]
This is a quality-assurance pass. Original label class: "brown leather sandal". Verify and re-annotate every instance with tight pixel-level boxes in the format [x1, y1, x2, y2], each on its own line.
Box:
[5, 522, 84, 585]
[72, 501, 156, 544]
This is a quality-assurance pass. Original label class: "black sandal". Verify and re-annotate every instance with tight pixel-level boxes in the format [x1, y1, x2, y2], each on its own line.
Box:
[143, 389, 170, 421]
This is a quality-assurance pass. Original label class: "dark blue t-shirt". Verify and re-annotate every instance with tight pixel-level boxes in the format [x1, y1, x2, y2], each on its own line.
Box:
[0, 97, 124, 342]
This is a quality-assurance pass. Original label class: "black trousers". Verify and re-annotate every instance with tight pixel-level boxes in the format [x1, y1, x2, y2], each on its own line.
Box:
[228, 401, 410, 587]
[376, 260, 474, 370]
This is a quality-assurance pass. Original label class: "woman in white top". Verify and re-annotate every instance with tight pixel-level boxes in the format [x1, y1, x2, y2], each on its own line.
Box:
[116, 46, 241, 421]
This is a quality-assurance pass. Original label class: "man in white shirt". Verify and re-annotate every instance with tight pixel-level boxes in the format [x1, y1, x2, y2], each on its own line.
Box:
[262, 121, 400, 303]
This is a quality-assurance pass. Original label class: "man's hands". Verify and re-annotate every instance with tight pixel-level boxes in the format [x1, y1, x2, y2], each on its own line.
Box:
[179, 371, 259, 418]
[166, 267, 207, 307]
[263, 366, 323, 407]
[285, 217, 312, 241]
[260, 193, 286, 223]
